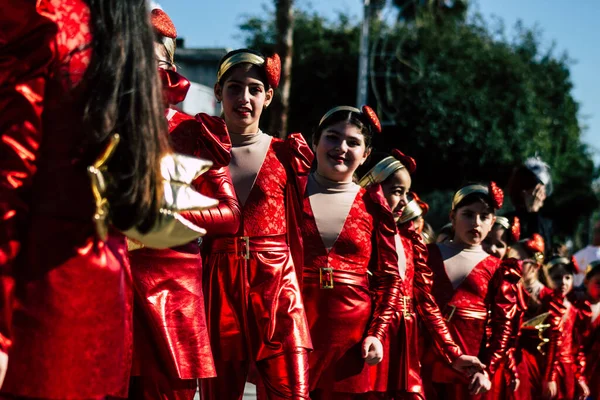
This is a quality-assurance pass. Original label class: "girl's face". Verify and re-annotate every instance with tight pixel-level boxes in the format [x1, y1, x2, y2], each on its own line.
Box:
[585, 274, 600, 302]
[548, 269, 574, 297]
[381, 168, 412, 221]
[483, 225, 508, 259]
[451, 201, 495, 247]
[314, 121, 370, 183]
[214, 65, 273, 135]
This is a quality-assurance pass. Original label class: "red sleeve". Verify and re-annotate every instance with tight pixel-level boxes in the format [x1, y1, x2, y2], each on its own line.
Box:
[405, 224, 463, 363]
[481, 258, 521, 375]
[180, 166, 240, 236]
[0, 0, 57, 350]
[543, 296, 565, 382]
[366, 184, 402, 342]
[573, 300, 592, 384]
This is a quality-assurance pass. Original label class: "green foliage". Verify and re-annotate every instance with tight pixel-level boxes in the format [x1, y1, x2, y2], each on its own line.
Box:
[239, 2, 598, 236]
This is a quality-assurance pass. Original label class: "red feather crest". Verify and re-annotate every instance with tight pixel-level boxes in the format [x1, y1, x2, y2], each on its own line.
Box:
[151, 9, 177, 39]
[391, 149, 417, 174]
[571, 255, 580, 273]
[264, 54, 281, 89]
[526, 233, 545, 255]
[511, 216, 521, 242]
[362, 105, 382, 134]
[488, 181, 504, 209]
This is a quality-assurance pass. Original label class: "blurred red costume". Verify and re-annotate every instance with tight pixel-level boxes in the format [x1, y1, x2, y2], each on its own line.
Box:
[369, 223, 463, 400]
[128, 107, 240, 399]
[421, 245, 517, 400]
[0, 0, 132, 398]
[301, 183, 401, 398]
[582, 305, 600, 399]
[200, 134, 313, 400]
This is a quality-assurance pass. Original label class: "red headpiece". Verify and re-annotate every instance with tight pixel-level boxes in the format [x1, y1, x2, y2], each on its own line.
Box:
[571, 255, 580, 273]
[511, 216, 521, 242]
[525, 233, 545, 255]
[362, 105, 382, 134]
[151, 9, 177, 39]
[488, 181, 504, 209]
[410, 192, 429, 216]
[391, 149, 417, 174]
[264, 54, 281, 89]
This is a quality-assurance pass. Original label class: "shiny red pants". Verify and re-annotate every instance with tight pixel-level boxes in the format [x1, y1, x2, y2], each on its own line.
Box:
[200, 349, 309, 400]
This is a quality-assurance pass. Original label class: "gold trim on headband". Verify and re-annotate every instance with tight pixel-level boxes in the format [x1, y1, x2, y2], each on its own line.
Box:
[451, 184, 488, 210]
[217, 52, 265, 83]
[544, 257, 570, 270]
[495, 216, 510, 230]
[358, 156, 405, 188]
[586, 260, 600, 277]
[319, 106, 361, 127]
[398, 199, 423, 224]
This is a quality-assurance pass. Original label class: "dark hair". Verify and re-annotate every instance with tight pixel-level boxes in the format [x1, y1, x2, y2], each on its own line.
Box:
[508, 166, 539, 208]
[216, 48, 269, 88]
[540, 256, 576, 288]
[313, 110, 374, 148]
[83, 0, 169, 232]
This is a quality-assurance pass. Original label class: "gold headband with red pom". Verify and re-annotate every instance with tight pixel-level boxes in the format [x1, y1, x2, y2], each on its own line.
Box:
[358, 148, 415, 189]
[398, 192, 428, 224]
[318, 105, 382, 134]
[451, 181, 504, 210]
[544, 255, 579, 274]
[495, 216, 520, 242]
[216, 51, 281, 89]
[523, 233, 545, 263]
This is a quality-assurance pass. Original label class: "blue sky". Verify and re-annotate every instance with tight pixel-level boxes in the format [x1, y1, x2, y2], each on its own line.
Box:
[159, 0, 599, 164]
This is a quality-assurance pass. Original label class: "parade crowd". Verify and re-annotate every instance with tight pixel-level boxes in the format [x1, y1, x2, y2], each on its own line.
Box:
[1, 1, 598, 400]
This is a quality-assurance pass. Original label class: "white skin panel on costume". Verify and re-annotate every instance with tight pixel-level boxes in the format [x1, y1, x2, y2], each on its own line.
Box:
[395, 234, 407, 279]
[307, 172, 360, 251]
[437, 242, 490, 290]
[229, 132, 272, 206]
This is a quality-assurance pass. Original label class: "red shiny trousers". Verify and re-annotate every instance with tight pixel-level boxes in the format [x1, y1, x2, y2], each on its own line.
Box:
[201, 349, 309, 400]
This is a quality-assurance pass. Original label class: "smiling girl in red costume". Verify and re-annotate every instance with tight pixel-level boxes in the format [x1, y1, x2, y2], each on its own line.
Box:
[421, 183, 518, 399]
[298, 106, 400, 399]
[200, 49, 313, 400]
[356, 150, 485, 400]
[126, 9, 240, 400]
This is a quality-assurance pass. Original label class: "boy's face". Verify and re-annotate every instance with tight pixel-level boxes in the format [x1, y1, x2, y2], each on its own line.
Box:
[585, 274, 600, 302]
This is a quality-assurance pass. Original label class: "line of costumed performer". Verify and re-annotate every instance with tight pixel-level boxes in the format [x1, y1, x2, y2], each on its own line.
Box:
[0, 0, 216, 398]
[356, 149, 486, 400]
[127, 8, 241, 400]
[200, 49, 313, 400]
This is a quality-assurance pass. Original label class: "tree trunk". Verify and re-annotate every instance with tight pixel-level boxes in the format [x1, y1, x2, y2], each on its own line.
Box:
[270, 0, 294, 138]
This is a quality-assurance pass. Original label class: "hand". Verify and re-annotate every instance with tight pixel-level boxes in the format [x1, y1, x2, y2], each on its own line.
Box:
[451, 355, 486, 377]
[0, 349, 8, 389]
[509, 378, 520, 392]
[468, 371, 491, 395]
[362, 336, 383, 366]
[524, 183, 546, 212]
[542, 381, 557, 399]
[576, 379, 590, 400]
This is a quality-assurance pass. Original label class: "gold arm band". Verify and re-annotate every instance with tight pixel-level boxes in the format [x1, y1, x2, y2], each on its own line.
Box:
[217, 52, 265, 82]
[398, 199, 423, 224]
[494, 216, 510, 230]
[358, 156, 405, 188]
[451, 184, 488, 210]
[319, 106, 361, 127]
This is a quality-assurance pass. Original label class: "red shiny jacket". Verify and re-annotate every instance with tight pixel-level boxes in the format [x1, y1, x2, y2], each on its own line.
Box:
[129, 110, 240, 379]
[0, 1, 132, 397]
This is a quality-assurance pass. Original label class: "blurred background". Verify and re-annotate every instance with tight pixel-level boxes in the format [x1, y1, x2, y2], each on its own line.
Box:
[159, 0, 599, 251]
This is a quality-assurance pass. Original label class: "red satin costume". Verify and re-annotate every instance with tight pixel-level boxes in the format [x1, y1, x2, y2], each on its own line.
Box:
[422, 245, 517, 400]
[368, 223, 463, 400]
[301, 183, 401, 398]
[582, 305, 600, 399]
[127, 109, 240, 399]
[200, 134, 313, 400]
[0, 1, 131, 398]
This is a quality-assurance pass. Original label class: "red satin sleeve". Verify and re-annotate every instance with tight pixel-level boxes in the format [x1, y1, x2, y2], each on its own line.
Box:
[505, 277, 530, 383]
[573, 300, 591, 384]
[0, 0, 57, 350]
[543, 296, 564, 382]
[481, 258, 521, 375]
[365, 184, 402, 342]
[403, 224, 463, 363]
[180, 166, 240, 236]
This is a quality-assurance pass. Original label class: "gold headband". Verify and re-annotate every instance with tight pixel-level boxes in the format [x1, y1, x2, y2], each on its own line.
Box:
[494, 216, 510, 230]
[451, 184, 488, 210]
[217, 52, 265, 83]
[544, 257, 570, 270]
[358, 156, 405, 188]
[586, 260, 600, 278]
[398, 199, 423, 224]
[319, 106, 361, 127]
